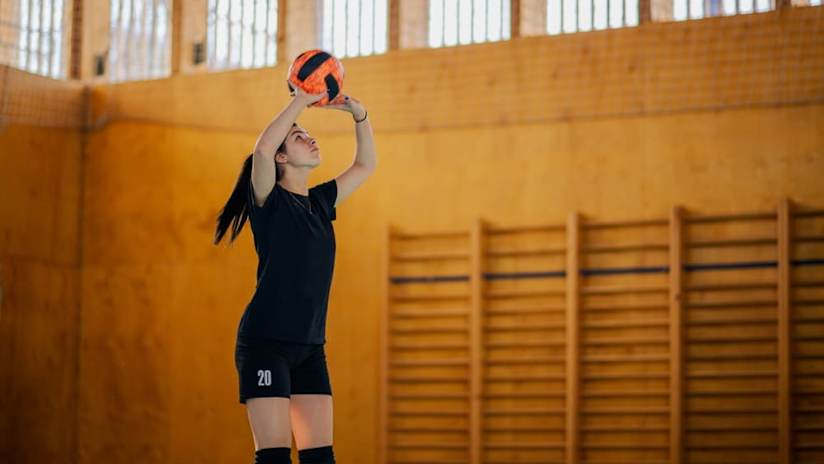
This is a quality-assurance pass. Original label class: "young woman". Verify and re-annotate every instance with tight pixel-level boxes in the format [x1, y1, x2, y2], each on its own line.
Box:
[214, 81, 376, 464]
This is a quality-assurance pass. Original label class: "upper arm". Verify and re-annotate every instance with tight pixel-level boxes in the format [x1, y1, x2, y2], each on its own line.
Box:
[250, 151, 276, 208]
[333, 163, 374, 207]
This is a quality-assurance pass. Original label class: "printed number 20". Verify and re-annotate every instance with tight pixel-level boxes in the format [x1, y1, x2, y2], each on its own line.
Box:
[257, 369, 272, 386]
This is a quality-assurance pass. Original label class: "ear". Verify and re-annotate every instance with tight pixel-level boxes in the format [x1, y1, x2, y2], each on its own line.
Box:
[275, 151, 288, 164]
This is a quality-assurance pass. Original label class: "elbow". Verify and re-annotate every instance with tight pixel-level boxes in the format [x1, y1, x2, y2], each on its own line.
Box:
[354, 159, 377, 174]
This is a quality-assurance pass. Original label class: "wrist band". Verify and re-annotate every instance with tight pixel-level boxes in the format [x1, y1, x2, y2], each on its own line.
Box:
[354, 111, 368, 123]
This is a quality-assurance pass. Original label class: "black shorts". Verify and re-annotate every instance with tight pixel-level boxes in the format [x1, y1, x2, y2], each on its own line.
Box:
[235, 336, 332, 404]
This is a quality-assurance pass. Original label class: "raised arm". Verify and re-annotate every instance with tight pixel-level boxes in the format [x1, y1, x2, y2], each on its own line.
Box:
[250, 84, 325, 207]
[320, 96, 376, 207]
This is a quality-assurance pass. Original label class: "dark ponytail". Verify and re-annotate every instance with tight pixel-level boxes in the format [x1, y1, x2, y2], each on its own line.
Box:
[213, 124, 294, 245]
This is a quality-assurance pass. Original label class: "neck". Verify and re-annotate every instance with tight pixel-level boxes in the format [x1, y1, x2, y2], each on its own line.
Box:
[278, 168, 310, 196]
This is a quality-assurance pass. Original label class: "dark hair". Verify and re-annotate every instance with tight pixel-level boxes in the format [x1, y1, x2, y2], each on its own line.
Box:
[213, 123, 296, 245]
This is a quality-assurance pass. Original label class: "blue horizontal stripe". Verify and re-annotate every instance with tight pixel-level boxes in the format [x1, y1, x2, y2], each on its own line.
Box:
[684, 260, 776, 271]
[485, 270, 566, 279]
[583, 266, 669, 276]
[390, 274, 469, 284]
[389, 257, 824, 284]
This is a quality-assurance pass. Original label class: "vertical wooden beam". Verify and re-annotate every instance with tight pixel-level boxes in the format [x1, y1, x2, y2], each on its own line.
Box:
[170, 0, 183, 75]
[277, 0, 288, 64]
[511, 0, 521, 38]
[70, 0, 83, 79]
[378, 225, 392, 464]
[777, 198, 793, 464]
[388, 0, 401, 50]
[565, 212, 580, 464]
[669, 206, 685, 464]
[469, 219, 485, 464]
[639, 0, 652, 23]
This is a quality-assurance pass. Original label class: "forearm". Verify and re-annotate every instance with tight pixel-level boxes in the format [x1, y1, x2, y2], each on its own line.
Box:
[253, 97, 307, 155]
[353, 117, 377, 171]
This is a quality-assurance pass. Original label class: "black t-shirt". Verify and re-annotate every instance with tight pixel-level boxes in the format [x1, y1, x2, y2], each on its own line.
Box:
[236, 169, 337, 344]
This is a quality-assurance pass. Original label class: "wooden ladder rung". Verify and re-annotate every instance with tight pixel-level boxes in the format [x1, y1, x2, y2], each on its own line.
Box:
[688, 335, 777, 343]
[390, 293, 468, 302]
[580, 407, 669, 414]
[485, 373, 565, 381]
[686, 282, 775, 291]
[485, 305, 565, 314]
[392, 308, 469, 318]
[485, 340, 566, 348]
[486, 289, 566, 298]
[685, 299, 776, 309]
[484, 441, 564, 449]
[487, 247, 565, 257]
[582, 443, 668, 450]
[391, 392, 469, 399]
[390, 376, 466, 383]
[686, 315, 776, 326]
[685, 211, 774, 223]
[583, 319, 669, 329]
[688, 237, 776, 248]
[484, 407, 564, 416]
[687, 389, 776, 397]
[391, 442, 466, 449]
[583, 336, 670, 346]
[583, 390, 668, 398]
[585, 218, 669, 229]
[483, 391, 564, 398]
[795, 234, 824, 243]
[391, 326, 466, 334]
[582, 354, 669, 362]
[485, 355, 565, 365]
[585, 303, 669, 311]
[391, 358, 469, 367]
[686, 370, 777, 379]
[487, 223, 565, 234]
[485, 321, 565, 332]
[582, 372, 669, 380]
[391, 342, 467, 350]
[391, 250, 470, 261]
[389, 409, 468, 416]
[583, 243, 668, 253]
[391, 230, 468, 240]
[582, 284, 669, 295]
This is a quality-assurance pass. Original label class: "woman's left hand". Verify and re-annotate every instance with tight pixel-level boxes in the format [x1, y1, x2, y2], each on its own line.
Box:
[319, 94, 366, 120]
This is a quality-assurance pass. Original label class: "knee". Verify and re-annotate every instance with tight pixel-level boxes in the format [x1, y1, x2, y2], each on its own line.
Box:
[255, 447, 292, 464]
[298, 445, 335, 464]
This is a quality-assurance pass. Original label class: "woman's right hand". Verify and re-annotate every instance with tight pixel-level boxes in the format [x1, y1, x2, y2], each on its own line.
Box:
[288, 79, 327, 106]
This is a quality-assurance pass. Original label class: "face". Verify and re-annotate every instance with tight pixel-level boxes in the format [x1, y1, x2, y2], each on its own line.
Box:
[277, 125, 320, 170]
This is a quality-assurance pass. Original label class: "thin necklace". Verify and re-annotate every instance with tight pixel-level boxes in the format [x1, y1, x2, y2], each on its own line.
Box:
[286, 189, 313, 215]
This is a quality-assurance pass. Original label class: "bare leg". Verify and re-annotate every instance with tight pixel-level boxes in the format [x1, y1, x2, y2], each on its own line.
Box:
[246, 397, 292, 450]
[290, 394, 333, 450]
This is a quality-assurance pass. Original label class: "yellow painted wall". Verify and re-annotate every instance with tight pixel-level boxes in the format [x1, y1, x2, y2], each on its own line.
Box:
[0, 121, 83, 462]
[2, 6, 823, 464]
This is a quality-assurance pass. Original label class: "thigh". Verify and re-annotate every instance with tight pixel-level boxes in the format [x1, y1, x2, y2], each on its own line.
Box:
[246, 397, 292, 450]
[290, 345, 333, 449]
[290, 394, 333, 450]
[236, 337, 294, 450]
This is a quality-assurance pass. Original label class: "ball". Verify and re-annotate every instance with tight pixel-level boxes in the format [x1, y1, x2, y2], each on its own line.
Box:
[287, 49, 345, 107]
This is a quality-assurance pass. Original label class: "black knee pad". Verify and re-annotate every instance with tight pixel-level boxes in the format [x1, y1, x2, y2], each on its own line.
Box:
[255, 447, 292, 464]
[298, 445, 335, 464]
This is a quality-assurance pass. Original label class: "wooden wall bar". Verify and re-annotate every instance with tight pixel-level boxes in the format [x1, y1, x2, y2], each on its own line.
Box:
[670, 206, 685, 464]
[778, 199, 792, 464]
[790, 207, 824, 463]
[566, 213, 580, 464]
[381, 202, 824, 464]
